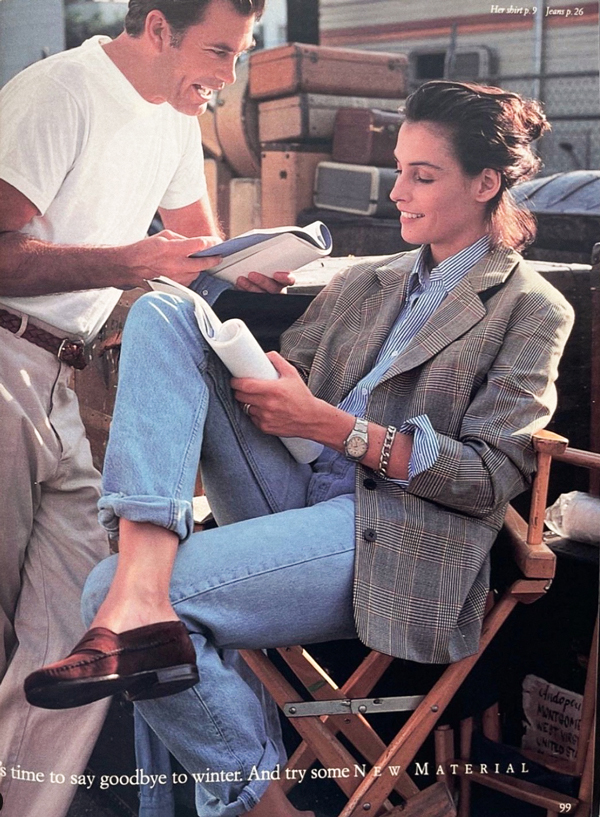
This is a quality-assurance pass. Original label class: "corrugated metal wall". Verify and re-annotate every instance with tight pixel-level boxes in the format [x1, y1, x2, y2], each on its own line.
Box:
[318, 1, 600, 172]
[319, 1, 598, 76]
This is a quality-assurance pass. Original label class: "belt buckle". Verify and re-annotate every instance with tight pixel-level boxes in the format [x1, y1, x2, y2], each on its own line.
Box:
[58, 338, 87, 370]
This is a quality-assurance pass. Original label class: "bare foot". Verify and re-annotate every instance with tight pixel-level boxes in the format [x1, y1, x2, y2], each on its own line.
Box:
[89, 520, 180, 633]
[247, 780, 315, 817]
[89, 592, 179, 634]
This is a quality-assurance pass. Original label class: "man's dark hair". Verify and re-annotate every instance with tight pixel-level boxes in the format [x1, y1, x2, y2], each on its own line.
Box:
[125, 0, 264, 40]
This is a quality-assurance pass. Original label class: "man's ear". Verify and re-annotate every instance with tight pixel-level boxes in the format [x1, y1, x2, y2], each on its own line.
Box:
[145, 9, 171, 51]
[474, 168, 502, 203]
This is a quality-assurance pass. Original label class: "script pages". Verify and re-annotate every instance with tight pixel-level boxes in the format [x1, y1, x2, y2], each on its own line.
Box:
[190, 220, 333, 283]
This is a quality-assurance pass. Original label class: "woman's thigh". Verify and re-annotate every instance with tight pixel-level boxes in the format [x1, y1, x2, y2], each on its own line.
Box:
[172, 494, 357, 648]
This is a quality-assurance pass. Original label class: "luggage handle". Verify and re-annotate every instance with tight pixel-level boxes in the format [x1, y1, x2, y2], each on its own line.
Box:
[369, 124, 400, 134]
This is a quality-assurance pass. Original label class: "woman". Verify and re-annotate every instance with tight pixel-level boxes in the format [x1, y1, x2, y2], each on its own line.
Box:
[26, 81, 573, 817]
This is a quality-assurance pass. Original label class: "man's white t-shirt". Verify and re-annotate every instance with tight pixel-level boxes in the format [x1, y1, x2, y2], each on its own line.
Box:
[0, 36, 207, 343]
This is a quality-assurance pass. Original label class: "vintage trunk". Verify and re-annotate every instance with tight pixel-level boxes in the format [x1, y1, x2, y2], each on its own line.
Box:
[249, 43, 408, 101]
[260, 143, 331, 228]
[198, 103, 222, 161]
[332, 107, 404, 167]
[258, 93, 403, 144]
[314, 161, 397, 217]
[213, 60, 260, 177]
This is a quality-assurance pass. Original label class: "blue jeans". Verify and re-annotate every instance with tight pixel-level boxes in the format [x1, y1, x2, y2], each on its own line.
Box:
[82, 292, 358, 816]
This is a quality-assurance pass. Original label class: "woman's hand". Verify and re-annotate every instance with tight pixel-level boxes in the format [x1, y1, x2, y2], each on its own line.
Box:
[233, 353, 413, 479]
[234, 270, 296, 294]
[231, 352, 327, 439]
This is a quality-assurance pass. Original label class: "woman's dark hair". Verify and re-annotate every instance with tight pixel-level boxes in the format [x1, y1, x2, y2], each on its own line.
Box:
[125, 0, 264, 42]
[402, 80, 550, 250]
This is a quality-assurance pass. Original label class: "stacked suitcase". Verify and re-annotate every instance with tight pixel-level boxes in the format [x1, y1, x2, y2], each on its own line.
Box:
[315, 108, 404, 219]
[199, 43, 408, 238]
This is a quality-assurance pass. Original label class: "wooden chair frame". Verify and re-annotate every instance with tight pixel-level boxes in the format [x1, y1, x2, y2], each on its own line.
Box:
[240, 430, 572, 816]
[445, 434, 599, 817]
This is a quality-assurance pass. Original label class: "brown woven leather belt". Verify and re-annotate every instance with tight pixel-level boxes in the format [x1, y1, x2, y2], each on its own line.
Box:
[0, 309, 88, 369]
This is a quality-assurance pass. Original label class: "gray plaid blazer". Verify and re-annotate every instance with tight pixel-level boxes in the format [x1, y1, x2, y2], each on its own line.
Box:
[280, 246, 574, 664]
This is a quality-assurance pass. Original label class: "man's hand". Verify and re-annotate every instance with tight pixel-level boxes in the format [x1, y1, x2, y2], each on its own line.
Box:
[234, 271, 296, 294]
[123, 230, 223, 287]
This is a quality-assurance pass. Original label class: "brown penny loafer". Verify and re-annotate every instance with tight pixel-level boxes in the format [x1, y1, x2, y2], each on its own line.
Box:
[24, 621, 198, 709]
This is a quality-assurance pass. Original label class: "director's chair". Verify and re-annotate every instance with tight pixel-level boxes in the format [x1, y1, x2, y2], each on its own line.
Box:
[239, 430, 569, 817]
[441, 434, 599, 817]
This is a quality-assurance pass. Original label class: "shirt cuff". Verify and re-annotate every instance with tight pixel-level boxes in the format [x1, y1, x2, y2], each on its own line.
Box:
[189, 271, 232, 305]
[390, 414, 439, 487]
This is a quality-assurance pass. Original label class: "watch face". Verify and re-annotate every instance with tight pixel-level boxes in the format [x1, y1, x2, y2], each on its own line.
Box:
[347, 435, 368, 459]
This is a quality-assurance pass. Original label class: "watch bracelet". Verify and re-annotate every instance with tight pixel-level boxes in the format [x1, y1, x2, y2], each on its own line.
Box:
[376, 425, 397, 478]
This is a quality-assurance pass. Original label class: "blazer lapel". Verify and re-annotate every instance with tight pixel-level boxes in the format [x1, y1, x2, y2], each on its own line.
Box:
[377, 245, 521, 383]
[360, 253, 416, 338]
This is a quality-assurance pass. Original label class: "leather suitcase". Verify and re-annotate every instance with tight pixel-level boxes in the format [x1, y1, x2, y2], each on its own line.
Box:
[249, 43, 407, 101]
[261, 143, 331, 228]
[314, 161, 397, 218]
[332, 108, 404, 167]
[258, 93, 403, 144]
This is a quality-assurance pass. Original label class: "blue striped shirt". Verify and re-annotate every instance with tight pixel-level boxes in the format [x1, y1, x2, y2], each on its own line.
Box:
[338, 235, 491, 483]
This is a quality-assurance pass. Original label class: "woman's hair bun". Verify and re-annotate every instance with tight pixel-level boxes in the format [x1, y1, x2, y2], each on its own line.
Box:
[402, 80, 551, 250]
[502, 94, 550, 144]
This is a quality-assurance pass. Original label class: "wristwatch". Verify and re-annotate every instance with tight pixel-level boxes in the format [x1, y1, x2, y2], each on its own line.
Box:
[344, 417, 369, 461]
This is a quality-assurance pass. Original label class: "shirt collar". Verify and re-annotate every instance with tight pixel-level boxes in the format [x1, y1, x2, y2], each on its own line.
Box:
[409, 235, 491, 294]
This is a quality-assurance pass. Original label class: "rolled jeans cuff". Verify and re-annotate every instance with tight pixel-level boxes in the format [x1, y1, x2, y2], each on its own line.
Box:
[98, 493, 194, 542]
[191, 736, 284, 817]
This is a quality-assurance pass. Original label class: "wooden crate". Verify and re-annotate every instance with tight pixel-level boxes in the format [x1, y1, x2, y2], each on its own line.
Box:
[260, 143, 330, 228]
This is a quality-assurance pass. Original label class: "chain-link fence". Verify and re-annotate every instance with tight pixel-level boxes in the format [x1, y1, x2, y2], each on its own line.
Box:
[496, 71, 600, 174]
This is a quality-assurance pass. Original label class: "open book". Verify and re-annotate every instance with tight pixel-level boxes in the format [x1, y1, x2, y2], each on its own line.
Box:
[191, 221, 333, 284]
[148, 276, 324, 464]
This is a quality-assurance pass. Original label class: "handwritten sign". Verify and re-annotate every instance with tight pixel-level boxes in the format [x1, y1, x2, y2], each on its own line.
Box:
[522, 675, 583, 761]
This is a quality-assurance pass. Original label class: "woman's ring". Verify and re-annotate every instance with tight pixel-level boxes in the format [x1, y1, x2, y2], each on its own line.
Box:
[242, 403, 252, 416]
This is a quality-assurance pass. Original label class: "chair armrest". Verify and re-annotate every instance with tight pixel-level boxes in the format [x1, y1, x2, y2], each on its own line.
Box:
[503, 504, 556, 580]
[552, 445, 600, 471]
[528, 430, 569, 546]
[532, 428, 569, 455]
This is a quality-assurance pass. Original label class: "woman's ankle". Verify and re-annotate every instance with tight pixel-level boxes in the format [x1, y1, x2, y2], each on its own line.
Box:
[90, 594, 179, 634]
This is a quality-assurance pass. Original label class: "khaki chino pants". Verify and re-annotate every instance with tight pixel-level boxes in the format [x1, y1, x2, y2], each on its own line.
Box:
[0, 327, 110, 817]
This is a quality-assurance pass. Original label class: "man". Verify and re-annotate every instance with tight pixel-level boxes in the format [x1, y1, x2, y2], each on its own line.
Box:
[0, 1, 289, 814]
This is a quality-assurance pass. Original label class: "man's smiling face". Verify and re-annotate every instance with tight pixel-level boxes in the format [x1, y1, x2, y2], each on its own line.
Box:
[151, 0, 256, 116]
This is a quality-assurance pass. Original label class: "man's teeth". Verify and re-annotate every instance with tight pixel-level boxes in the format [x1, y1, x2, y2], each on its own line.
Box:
[402, 212, 423, 219]
[195, 86, 212, 97]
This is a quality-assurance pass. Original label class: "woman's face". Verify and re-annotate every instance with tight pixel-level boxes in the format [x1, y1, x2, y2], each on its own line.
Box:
[390, 121, 493, 265]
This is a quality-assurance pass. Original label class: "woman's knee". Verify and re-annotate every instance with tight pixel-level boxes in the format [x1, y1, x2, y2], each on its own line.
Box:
[127, 292, 195, 336]
[124, 293, 209, 367]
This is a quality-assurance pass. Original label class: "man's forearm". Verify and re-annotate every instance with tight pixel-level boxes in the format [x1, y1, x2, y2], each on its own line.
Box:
[0, 229, 222, 298]
[0, 232, 142, 297]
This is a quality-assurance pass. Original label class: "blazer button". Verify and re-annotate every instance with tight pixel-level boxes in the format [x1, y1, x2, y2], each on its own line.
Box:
[363, 528, 377, 542]
[363, 478, 377, 491]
